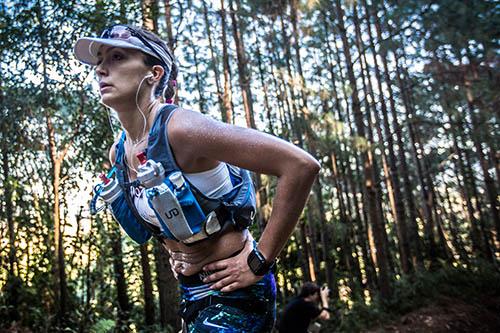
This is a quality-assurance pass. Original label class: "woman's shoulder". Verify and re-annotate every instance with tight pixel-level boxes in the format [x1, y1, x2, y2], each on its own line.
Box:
[167, 107, 221, 146]
[168, 107, 214, 130]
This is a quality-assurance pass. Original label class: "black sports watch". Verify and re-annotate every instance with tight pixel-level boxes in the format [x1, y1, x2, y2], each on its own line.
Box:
[247, 248, 275, 276]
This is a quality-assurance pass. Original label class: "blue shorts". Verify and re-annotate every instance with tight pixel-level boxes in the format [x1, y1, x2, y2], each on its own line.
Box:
[179, 272, 276, 332]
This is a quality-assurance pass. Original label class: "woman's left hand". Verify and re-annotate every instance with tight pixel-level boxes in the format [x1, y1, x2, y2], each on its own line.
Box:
[201, 237, 263, 292]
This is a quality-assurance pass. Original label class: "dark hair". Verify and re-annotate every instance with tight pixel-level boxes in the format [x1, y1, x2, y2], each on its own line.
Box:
[126, 25, 177, 100]
[298, 282, 320, 298]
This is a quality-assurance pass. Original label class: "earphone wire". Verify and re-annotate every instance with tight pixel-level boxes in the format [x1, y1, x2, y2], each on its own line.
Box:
[123, 74, 153, 175]
[133, 75, 150, 146]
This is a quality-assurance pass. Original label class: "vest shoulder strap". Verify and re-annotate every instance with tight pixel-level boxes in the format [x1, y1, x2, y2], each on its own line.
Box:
[146, 104, 181, 174]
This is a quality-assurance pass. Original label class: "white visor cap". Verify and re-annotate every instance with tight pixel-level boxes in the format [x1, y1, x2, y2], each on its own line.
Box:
[73, 25, 173, 70]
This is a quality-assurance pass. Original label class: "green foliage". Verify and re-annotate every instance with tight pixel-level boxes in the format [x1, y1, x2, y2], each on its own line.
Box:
[90, 319, 115, 333]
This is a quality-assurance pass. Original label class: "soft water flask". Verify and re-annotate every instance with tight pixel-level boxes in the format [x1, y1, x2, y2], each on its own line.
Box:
[136, 152, 165, 188]
[99, 174, 122, 204]
[147, 183, 194, 241]
[168, 171, 209, 238]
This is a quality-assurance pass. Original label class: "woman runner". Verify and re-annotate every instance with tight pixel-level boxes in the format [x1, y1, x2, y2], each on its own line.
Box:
[75, 24, 320, 332]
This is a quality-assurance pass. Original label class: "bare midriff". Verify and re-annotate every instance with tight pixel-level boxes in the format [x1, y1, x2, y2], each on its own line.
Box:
[164, 227, 249, 277]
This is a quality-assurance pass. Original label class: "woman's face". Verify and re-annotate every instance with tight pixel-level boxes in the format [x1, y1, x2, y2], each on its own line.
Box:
[95, 45, 151, 108]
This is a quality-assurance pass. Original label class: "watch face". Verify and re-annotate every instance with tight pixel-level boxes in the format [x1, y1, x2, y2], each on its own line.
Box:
[248, 251, 261, 268]
[248, 249, 268, 276]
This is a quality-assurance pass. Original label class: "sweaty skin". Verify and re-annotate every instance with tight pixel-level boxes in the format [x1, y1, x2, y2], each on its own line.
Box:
[164, 229, 250, 277]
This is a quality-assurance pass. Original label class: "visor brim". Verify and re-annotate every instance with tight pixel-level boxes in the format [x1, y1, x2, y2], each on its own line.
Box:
[74, 37, 156, 65]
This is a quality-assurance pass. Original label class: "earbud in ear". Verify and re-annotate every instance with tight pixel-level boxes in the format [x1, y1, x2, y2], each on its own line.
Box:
[145, 73, 154, 79]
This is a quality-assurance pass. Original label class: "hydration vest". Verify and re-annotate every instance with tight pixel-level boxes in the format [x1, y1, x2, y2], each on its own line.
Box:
[109, 104, 256, 244]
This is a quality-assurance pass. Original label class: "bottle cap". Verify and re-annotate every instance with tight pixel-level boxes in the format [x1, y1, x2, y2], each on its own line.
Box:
[169, 171, 184, 188]
[99, 173, 110, 185]
[136, 152, 147, 165]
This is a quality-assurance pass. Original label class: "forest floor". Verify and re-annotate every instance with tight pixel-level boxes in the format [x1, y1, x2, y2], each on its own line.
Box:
[1, 296, 500, 332]
[364, 294, 500, 333]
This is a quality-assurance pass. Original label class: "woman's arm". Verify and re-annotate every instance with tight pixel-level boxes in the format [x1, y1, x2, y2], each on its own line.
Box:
[168, 109, 320, 291]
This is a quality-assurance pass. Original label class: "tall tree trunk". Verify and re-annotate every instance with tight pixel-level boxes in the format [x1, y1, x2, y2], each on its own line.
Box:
[164, 0, 180, 105]
[140, 244, 155, 327]
[405, 106, 440, 265]
[202, 0, 224, 119]
[289, 0, 307, 108]
[229, 0, 255, 129]
[375, 0, 426, 270]
[2, 147, 16, 276]
[164, 0, 175, 50]
[36, 3, 68, 323]
[299, 222, 313, 281]
[457, 118, 493, 257]
[323, 11, 377, 291]
[219, 0, 234, 123]
[155, 242, 179, 330]
[252, 23, 274, 135]
[361, 0, 412, 273]
[464, 63, 500, 243]
[149, 7, 180, 329]
[267, 33, 292, 140]
[111, 223, 131, 332]
[440, 182, 469, 263]
[445, 105, 484, 256]
[142, 0, 159, 32]
[267, 36, 289, 138]
[279, 14, 303, 147]
[333, 0, 392, 299]
[305, 210, 319, 283]
[186, 12, 207, 113]
[1, 145, 20, 322]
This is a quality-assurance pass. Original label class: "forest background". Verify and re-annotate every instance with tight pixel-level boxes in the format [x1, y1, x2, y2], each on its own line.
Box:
[0, 0, 499, 332]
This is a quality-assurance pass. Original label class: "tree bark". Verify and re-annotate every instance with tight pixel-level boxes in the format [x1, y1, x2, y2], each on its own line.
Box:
[229, 0, 255, 129]
[361, 0, 412, 273]
[111, 223, 131, 332]
[202, 0, 224, 119]
[186, 14, 207, 113]
[219, 0, 234, 123]
[376, 0, 427, 270]
[463, 63, 500, 243]
[142, 0, 159, 32]
[252, 23, 274, 135]
[333, 0, 392, 299]
[323, 10, 378, 291]
[155, 242, 180, 330]
[36, 2, 68, 322]
[148, 6, 181, 330]
[2, 146, 16, 276]
[140, 243, 155, 327]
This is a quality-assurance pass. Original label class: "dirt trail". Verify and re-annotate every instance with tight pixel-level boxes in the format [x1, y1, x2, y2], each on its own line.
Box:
[365, 296, 500, 333]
